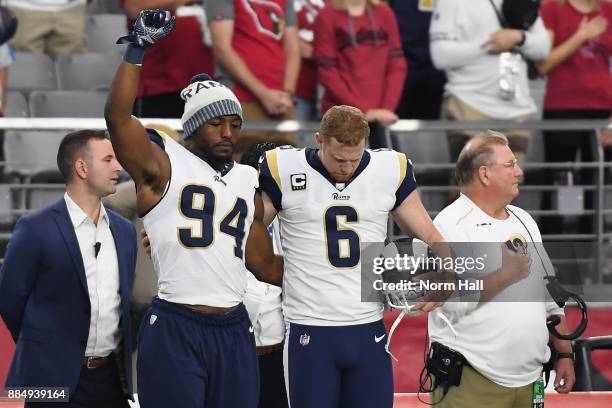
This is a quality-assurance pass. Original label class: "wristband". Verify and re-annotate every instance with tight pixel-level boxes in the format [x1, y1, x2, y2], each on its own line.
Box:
[123, 44, 146, 65]
[556, 352, 574, 361]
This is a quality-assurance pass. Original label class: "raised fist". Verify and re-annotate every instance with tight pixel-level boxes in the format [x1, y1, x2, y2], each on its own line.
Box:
[117, 9, 175, 49]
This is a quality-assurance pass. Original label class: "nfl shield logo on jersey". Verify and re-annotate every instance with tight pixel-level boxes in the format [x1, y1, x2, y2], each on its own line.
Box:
[299, 334, 310, 346]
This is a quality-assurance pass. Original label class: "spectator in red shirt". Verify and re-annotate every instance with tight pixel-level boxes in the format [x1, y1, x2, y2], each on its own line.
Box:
[122, 0, 214, 119]
[294, 0, 326, 145]
[206, 0, 300, 160]
[537, 0, 612, 234]
[313, 0, 407, 148]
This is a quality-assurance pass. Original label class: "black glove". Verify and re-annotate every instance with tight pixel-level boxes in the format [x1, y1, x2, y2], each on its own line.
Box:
[117, 9, 176, 65]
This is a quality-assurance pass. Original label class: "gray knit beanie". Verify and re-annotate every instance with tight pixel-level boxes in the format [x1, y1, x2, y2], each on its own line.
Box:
[180, 74, 243, 140]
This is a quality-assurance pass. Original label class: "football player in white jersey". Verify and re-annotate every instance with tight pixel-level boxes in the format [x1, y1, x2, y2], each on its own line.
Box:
[258, 105, 447, 408]
[105, 10, 282, 408]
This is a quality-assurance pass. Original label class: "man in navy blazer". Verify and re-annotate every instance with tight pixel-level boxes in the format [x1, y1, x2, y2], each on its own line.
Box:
[0, 130, 137, 407]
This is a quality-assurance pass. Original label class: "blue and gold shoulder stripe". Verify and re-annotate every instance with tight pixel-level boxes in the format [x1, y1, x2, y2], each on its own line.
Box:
[146, 128, 167, 150]
[392, 152, 417, 211]
[258, 148, 283, 211]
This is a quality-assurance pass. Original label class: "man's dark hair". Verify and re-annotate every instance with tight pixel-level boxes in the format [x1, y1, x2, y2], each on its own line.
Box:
[240, 142, 279, 169]
[57, 129, 109, 182]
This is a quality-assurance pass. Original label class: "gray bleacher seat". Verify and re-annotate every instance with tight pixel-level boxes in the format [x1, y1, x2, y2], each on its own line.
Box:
[4, 130, 65, 175]
[7, 52, 56, 93]
[88, 0, 124, 14]
[56, 52, 122, 91]
[529, 78, 547, 120]
[393, 130, 451, 214]
[29, 90, 108, 117]
[0, 184, 13, 224]
[5, 91, 28, 117]
[86, 14, 128, 53]
[6, 91, 107, 176]
[27, 171, 64, 211]
[27, 186, 65, 211]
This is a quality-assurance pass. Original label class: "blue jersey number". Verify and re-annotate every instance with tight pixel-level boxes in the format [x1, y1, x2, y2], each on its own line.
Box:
[178, 185, 248, 259]
[324, 206, 360, 268]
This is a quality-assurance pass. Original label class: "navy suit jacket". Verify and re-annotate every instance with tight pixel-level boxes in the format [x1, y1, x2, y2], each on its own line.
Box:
[0, 198, 137, 398]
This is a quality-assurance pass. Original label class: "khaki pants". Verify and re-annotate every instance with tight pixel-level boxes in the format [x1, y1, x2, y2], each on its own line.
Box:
[432, 365, 535, 408]
[235, 101, 296, 161]
[443, 95, 531, 165]
[9, 5, 86, 57]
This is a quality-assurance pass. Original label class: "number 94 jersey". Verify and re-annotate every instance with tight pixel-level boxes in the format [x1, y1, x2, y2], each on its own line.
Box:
[259, 146, 417, 326]
[142, 131, 258, 307]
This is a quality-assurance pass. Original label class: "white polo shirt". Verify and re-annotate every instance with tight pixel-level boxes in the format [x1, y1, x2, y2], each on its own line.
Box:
[429, 194, 564, 387]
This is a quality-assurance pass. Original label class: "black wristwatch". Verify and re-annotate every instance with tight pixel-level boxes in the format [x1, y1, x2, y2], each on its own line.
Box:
[556, 352, 574, 361]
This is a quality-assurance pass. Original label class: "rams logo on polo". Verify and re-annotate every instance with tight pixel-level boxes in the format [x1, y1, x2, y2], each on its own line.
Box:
[506, 233, 528, 255]
[290, 173, 307, 191]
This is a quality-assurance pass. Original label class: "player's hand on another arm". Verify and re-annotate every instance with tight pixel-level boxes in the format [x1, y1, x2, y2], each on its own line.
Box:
[365, 109, 399, 126]
[554, 357, 575, 394]
[482, 29, 523, 53]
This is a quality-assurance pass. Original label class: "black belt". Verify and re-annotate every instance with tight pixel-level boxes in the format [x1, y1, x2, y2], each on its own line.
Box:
[83, 355, 111, 369]
[257, 342, 283, 356]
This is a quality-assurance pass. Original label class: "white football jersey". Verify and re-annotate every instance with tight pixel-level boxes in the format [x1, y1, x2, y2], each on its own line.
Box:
[142, 130, 258, 307]
[259, 146, 417, 325]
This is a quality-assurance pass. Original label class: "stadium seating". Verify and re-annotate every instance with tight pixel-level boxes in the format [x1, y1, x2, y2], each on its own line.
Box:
[5, 91, 28, 118]
[26, 171, 64, 211]
[4, 130, 64, 176]
[29, 90, 108, 118]
[56, 52, 122, 91]
[7, 52, 56, 93]
[86, 14, 128, 53]
[87, 0, 124, 14]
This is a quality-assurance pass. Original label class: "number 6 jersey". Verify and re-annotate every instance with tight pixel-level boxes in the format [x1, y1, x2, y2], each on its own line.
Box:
[142, 130, 258, 307]
[259, 146, 416, 325]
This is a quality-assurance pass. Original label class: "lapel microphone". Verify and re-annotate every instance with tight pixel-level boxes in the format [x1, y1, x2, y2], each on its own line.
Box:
[94, 242, 101, 258]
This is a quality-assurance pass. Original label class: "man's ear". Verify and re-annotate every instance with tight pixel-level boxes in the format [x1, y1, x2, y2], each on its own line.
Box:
[74, 158, 88, 180]
[315, 132, 323, 147]
[477, 165, 489, 186]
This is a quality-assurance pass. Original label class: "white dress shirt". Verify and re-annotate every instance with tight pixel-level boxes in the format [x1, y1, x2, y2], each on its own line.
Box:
[64, 193, 121, 357]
